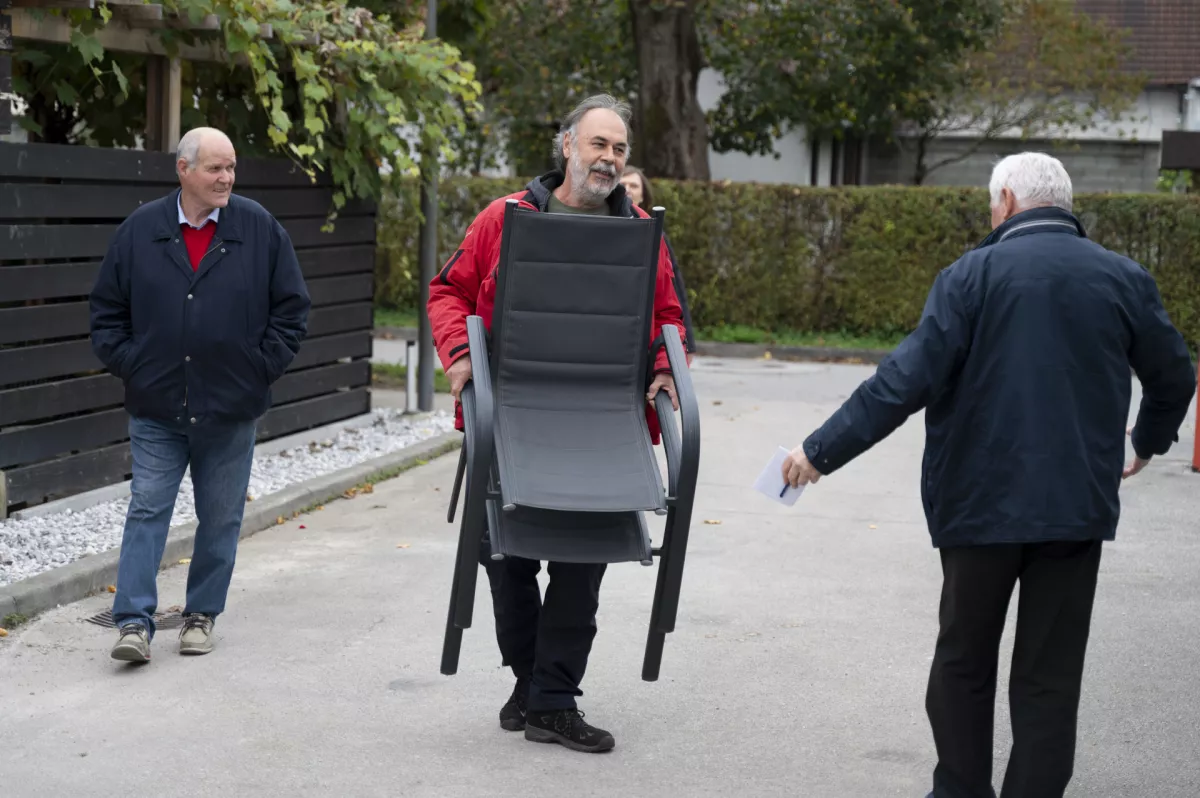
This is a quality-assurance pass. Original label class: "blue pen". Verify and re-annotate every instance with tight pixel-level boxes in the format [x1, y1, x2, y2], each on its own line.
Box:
[779, 483, 789, 497]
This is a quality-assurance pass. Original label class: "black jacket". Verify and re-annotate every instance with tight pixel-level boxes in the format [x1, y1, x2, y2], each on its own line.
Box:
[90, 191, 310, 424]
[803, 207, 1196, 547]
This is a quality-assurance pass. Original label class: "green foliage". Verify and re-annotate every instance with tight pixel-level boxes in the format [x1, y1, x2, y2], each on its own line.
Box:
[443, 0, 636, 175]
[17, 1, 480, 214]
[702, 0, 1006, 155]
[1158, 170, 1195, 194]
[376, 178, 1200, 349]
[901, 0, 1145, 184]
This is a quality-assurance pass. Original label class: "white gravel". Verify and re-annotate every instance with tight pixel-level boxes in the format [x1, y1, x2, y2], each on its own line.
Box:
[0, 409, 456, 588]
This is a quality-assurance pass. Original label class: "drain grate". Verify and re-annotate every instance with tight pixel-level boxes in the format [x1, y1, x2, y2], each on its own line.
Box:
[83, 610, 185, 630]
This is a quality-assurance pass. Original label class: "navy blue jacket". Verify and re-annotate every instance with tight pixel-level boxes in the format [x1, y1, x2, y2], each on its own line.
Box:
[803, 207, 1196, 547]
[90, 191, 311, 425]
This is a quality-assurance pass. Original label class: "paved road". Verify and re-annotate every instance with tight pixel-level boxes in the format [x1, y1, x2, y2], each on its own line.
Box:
[1, 358, 1196, 797]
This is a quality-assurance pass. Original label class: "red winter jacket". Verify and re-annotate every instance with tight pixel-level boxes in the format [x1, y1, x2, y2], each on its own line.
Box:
[426, 172, 688, 443]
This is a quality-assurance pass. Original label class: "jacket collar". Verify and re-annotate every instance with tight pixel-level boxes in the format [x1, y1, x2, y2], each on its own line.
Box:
[977, 206, 1086, 249]
[523, 170, 635, 217]
[153, 189, 244, 242]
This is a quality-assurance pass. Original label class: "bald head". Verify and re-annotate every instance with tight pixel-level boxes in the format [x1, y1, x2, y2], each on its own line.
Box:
[176, 126, 236, 220]
[177, 127, 233, 171]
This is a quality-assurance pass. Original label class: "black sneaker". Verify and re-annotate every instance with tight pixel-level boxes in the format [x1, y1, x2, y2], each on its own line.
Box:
[524, 709, 615, 753]
[499, 676, 529, 731]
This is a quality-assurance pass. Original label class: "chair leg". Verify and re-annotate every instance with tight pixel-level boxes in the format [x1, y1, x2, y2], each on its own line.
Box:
[441, 562, 464, 675]
[642, 628, 666, 682]
[642, 514, 675, 682]
[447, 445, 466, 524]
[452, 481, 487, 630]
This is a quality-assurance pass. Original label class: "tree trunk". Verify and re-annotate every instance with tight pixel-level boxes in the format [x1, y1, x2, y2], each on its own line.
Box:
[629, 0, 710, 180]
[912, 134, 929, 186]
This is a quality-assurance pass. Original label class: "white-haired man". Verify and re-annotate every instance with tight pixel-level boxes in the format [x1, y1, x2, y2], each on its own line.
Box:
[781, 152, 1195, 797]
[90, 127, 310, 662]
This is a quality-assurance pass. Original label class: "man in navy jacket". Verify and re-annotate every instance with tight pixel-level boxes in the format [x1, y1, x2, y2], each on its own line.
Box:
[90, 127, 310, 662]
[783, 152, 1195, 798]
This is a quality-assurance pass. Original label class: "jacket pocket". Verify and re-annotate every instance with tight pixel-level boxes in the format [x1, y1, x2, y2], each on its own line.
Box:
[118, 337, 146, 382]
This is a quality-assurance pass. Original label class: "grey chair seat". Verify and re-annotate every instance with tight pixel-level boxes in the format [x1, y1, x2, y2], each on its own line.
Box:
[486, 502, 653, 565]
[496, 405, 665, 513]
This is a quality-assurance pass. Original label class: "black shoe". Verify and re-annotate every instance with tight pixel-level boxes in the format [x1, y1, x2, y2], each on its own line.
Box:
[524, 708, 615, 753]
[499, 677, 529, 731]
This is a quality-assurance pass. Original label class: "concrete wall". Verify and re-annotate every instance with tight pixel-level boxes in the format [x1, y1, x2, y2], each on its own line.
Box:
[866, 136, 1164, 193]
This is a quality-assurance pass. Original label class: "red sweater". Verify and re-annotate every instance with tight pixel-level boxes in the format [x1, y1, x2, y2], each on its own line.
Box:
[181, 221, 217, 270]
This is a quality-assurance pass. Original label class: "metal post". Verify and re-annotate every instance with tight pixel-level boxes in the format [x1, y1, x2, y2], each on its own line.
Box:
[415, 0, 438, 412]
[406, 340, 417, 414]
[0, 470, 8, 521]
[1193, 346, 1199, 473]
[0, 0, 12, 136]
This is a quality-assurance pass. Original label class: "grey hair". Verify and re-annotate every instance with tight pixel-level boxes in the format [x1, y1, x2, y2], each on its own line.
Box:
[175, 127, 231, 170]
[551, 94, 633, 171]
[988, 152, 1073, 212]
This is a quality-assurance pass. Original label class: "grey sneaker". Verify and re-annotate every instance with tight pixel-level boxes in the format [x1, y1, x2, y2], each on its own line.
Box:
[179, 614, 215, 655]
[111, 623, 151, 663]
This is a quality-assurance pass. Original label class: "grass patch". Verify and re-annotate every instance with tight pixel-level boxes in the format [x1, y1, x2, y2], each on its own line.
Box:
[2, 612, 29, 629]
[371, 362, 451, 393]
[699, 324, 905, 351]
[374, 307, 904, 352]
[375, 306, 419, 329]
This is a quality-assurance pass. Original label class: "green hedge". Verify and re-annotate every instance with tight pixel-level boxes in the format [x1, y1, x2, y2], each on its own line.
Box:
[376, 179, 1200, 347]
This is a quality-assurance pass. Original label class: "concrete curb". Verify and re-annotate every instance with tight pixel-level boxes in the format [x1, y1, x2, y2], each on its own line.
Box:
[0, 431, 462, 623]
[373, 326, 893, 365]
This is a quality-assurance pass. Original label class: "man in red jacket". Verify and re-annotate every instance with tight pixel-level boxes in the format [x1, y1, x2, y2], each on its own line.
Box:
[427, 94, 687, 754]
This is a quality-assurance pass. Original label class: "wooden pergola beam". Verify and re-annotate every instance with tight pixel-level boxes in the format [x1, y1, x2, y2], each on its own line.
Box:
[9, 7, 226, 60]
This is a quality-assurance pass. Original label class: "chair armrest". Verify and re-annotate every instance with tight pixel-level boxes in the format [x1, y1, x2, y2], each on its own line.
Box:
[460, 315, 495, 502]
[655, 325, 700, 499]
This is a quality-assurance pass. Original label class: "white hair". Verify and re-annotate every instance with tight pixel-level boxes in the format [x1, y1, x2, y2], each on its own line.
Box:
[176, 127, 231, 170]
[988, 152, 1073, 212]
[551, 94, 632, 171]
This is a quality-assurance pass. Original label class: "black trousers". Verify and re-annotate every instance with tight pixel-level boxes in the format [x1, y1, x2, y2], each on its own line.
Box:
[480, 537, 606, 711]
[928, 540, 1103, 798]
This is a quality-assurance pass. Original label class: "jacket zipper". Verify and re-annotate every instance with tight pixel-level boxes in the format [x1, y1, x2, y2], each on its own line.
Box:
[184, 237, 225, 410]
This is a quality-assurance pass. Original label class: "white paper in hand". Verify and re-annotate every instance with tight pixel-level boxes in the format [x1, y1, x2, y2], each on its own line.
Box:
[754, 446, 805, 506]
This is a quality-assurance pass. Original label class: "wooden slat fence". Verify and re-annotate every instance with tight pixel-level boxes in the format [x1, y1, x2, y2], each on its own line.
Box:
[0, 141, 375, 515]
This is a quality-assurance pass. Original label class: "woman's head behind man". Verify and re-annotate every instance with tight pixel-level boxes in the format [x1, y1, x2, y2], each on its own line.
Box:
[620, 166, 652, 209]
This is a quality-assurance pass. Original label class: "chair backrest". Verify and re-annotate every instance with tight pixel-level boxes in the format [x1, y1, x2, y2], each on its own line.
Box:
[490, 202, 662, 414]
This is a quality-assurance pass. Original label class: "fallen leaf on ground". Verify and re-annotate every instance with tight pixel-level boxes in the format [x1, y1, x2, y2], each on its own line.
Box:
[298, 525, 306, 530]
[397, 544, 411, 549]
[246, 494, 254, 502]
[703, 519, 722, 525]
[106, 585, 116, 593]
[361, 484, 374, 494]
[712, 400, 723, 406]
[276, 516, 285, 525]
[316, 505, 325, 511]
[178, 558, 191, 565]
[869, 525, 878, 530]
[762, 351, 773, 360]
[0, 629, 7, 637]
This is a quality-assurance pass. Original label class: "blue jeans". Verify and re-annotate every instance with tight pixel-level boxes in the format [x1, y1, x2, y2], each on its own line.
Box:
[112, 414, 257, 638]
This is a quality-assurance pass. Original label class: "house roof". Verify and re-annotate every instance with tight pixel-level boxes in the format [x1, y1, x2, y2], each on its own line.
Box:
[1076, 0, 1200, 85]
